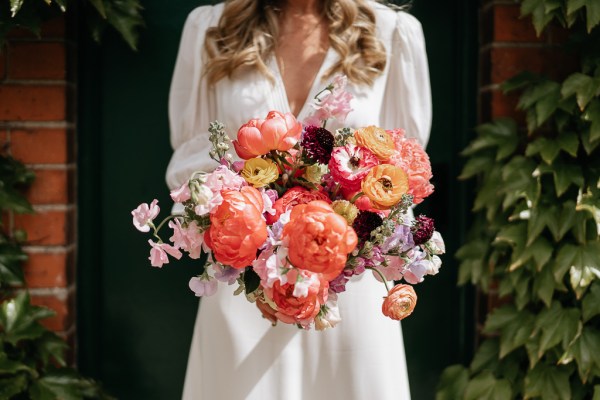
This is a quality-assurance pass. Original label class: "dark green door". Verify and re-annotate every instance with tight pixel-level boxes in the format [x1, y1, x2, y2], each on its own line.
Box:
[78, 1, 477, 398]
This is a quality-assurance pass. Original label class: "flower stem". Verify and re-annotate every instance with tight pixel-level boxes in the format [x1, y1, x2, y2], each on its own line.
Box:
[366, 267, 390, 293]
[153, 214, 180, 238]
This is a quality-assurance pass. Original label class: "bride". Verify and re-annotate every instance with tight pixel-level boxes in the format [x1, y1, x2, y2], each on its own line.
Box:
[166, 0, 431, 398]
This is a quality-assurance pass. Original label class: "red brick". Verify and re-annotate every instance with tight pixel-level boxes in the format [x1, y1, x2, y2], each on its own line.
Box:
[489, 47, 572, 84]
[494, 5, 542, 43]
[30, 294, 72, 331]
[13, 210, 71, 245]
[0, 49, 6, 81]
[25, 168, 70, 204]
[23, 251, 71, 288]
[7, 16, 65, 39]
[0, 85, 66, 121]
[8, 42, 66, 80]
[10, 129, 70, 164]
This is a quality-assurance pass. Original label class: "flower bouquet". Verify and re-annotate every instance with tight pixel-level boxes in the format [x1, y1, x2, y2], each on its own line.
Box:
[132, 76, 444, 330]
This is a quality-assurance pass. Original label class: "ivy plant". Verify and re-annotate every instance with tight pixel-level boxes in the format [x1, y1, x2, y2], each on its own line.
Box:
[0, 155, 113, 399]
[0, 0, 143, 49]
[437, 1, 600, 399]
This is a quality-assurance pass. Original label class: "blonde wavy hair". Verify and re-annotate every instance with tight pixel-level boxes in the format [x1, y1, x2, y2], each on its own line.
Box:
[204, 0, 390, 86]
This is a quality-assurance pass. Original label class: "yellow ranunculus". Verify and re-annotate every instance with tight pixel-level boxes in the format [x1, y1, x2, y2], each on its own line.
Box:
[331, 200, 359, 225]
[241, 158, 279, 188]
[361, 164, 408, 210]
[354, 126, 396, 161]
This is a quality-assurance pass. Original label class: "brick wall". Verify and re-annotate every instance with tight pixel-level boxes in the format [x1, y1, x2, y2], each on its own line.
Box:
[0, 16, 75, 344]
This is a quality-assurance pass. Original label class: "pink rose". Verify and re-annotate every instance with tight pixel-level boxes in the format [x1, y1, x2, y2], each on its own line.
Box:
[382, 284, 417, 321]
[282, 201, 357, 280]
[204, 186, 268, 268]
[328, 144, 378, 192]
[233, 111, 302, 159]
[266, 186, 331, 224]
[389, 133, 434, 204]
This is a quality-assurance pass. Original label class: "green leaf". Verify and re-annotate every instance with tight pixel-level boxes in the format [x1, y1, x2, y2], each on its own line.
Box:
[594, 385, 600, 400]
[103, 0, 144, 51]
[528, 205, 559, 245]
[533, 262, 557, 307]
[535, 83, 562, 127]
[0, 352, 35, 375]
[561, 327, 600, 382]
[436, 365, 468, 400]
[509, 236, 553, 271]
[88, 0, 107, 18]
[583, 99, 600, 143]
[534, 301, 580, 357]
[557, 131, 580, 157]
[553, 162, 584, 197]
[464, 371, 512, 400]
[521, 0, 554, 35]
[52, 0, 66, 11]
[0, 374, 28, 399]
[526, 137, 560, 164]
[584, 0, 600, 32]
[495, 223, 527, 247]
[36, 332, 68, 367]
[9, 0, 25, 17]
[484, 305, 535, 358]
[582, 283, 600, 322]
[243, 267, 260, 294]
[562, 73, 600, 111]
[469, 339, 500, 374]
[0, 292, 55, 345]
[568, 242, 600, 297]
[567, 0, 586, 15]
[459, 155, 494, 180]
[577, 189, 600, 228]
[524, 363, 572, 400]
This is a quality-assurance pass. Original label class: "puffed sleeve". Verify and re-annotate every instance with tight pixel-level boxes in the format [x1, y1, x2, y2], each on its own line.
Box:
[166, 5, 220, 190]
[381, 11, 432, 148]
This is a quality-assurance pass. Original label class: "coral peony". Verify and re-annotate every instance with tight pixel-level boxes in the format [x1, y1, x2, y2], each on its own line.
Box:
[390, 136, 434, 204]
[354, 125, 396, 161]
[264, 273, 329, 327]
[204, 186, 268, 268]
[283, 201, 357, 280]
[266, 186, 331, 224]
[361, 164, 409, 210]
[328, 144, 379, 192]
[382, 284, 417, 321]
[233, 111, 302, 159]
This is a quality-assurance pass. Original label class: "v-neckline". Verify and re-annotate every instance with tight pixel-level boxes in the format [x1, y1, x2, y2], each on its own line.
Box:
[270, 47, 335, 120]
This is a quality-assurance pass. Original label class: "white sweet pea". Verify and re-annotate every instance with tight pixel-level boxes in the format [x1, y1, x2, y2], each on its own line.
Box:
[427, 231, 446, 255]
[315, 292, 342, 331]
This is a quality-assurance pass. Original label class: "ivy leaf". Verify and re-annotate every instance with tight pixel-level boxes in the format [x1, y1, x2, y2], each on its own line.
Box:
[464, 371, 512, 400]
[435, 365, 468, 400]
[0, 352, 35, 375]
[495, 223, 527, 247]
[527, 205, 559, 245]
[553, 161, 584, 197]
[0, 374, 28, 399]
[521, 0, 555, 35]
[469, 338, 500, 374]
[582, 283, 600, 322]
[561, 327, 600, 382]
[533, 262, 557, 307]
[562, 73, 600, 111]
[0, 242, 27, 286]
[509, 236, 553, 272]
[581, 127, 600, 154]
[483, 305, 535, 358]
[577, 189, 600, 228]
[36, 331, 68, 368]
[9, 0, 25, 17]
[526, 137, 560, 164]
[567, 0, 586, 15]
[584, 0, 600, 32]
[557, 131, 580, 157]
[555, 244, 578, 282]
[524, 363, 572, 400]
[568, 242, 600, 297]
[535, 82, 562, 128]
[534, 301, 580, 357]
[594, 385, 600, 400]
[0, 292, 55, 345]
[583, 99, 600, 143]
[459, 154, 495, 180]
[462, 119, 518, 159]
[88, 0, 107, 18]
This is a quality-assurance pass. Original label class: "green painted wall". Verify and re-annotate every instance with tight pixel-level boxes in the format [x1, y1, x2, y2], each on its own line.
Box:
[77, 1, 477, 398]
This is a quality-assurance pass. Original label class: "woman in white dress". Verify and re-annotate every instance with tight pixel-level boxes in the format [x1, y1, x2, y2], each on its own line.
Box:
[166, 1, 431, 399]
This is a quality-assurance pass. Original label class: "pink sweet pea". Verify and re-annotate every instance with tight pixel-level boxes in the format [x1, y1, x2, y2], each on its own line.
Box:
[169, 220, 206, 259]
[170, 182, 191, 203]
[148, 239, 182, 268]
[132, 199, 160, 232]
[304, 75, 353, 126]
[189, 276, 218, 297]
[233, 111, 302, 159]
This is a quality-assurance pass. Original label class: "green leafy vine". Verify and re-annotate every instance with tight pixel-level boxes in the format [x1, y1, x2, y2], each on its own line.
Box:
[437, 1, 600, 399]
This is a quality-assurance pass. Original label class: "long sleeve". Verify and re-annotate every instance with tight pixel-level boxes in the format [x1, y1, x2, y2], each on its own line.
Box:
[166, 5, 222, 190]
[381, 11, 432, 148]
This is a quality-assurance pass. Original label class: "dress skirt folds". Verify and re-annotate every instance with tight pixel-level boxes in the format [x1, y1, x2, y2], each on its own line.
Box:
[166, 2, 432, 399]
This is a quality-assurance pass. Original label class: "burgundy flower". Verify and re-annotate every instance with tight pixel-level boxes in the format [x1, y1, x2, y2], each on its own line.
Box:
[412, 215, 435, 245]
[352, 211, 383, 242]
[302, 125, 335, 164]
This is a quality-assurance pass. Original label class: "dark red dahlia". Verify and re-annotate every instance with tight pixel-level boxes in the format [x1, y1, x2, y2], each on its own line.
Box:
[412, 215, 435, 245]
[302, 125, 335, 164]
[352, 211, 383, 242]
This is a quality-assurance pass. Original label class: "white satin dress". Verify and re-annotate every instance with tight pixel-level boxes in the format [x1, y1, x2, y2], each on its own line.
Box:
[166, 2, 431, 399]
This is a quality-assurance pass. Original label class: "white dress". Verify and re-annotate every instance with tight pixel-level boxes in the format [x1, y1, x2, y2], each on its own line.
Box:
[166, 3, 431, 399]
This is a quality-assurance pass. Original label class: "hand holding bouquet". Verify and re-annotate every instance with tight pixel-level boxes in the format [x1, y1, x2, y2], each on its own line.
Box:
[132, 76, 445, 330]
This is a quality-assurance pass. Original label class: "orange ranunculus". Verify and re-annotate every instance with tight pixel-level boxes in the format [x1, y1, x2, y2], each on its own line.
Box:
[282, 201, 357, 280]
[382, 284, 417, 321]
[361, 164, 408, 210]
[263, 274, 328, 326]
[204, 186, 267, 269]
[266, 186, 331, 224]
[354, 125, 396, 161]
[233, 111, 302, 159]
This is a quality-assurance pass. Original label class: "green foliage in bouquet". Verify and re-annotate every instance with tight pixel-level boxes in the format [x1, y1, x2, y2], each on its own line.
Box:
[0, 155, 113, 400]
[437, 1, 600, 399]
[0, 0, 143, 50]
